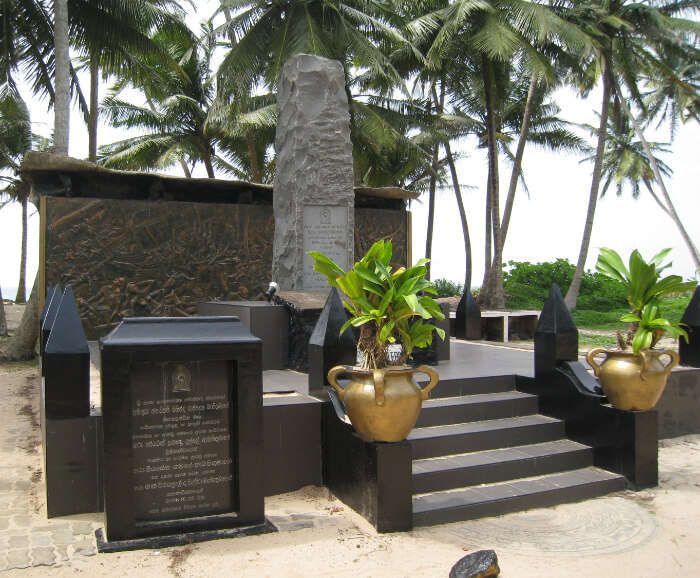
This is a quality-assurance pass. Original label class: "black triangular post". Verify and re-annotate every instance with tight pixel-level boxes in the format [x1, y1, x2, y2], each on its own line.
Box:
[41, 284, 62, 362]
[534, 284, 578, 377]
[455, 288, 481, 340]
[308, 288, 356, 393]
[44, 286, 90, 418]
[680, 287, 700, 367]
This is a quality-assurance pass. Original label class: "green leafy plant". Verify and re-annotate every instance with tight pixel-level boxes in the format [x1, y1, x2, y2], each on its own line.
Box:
[309, 239, 446, 370]
[595, 248, 697, 354]
[432, 279, 464, 298]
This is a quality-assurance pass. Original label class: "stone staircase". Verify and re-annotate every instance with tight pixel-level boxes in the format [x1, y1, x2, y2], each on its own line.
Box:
[410, 377, 625, 527]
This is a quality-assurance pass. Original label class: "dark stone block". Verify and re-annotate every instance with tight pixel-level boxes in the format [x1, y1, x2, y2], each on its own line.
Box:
[100, 316, 264, 542]
[456, 290, 481, 340]
[263, 394, 323, 495]
[96, 520, 277, 553]
[197, 301, 288, 370]
[411, 302, 450, 365]
[40, 284, 62, 366]
[272, 290, 328, 371]
[450, 550, 500, 578]
[535, 284, 578, 377]
[43, 286, 90, 419]
[656, 368, 700, 438]
[322, 402, 412, 533]
[308, 288, 356, 392]
[42, 415, 102, 517]
[680, 287, 700, 367]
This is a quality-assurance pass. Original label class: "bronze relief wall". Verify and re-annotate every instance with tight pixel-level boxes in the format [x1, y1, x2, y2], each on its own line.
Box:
[44, 197, 407, 338]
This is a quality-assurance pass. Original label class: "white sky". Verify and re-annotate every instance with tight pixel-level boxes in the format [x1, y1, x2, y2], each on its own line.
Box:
[1, 3, 698, 298]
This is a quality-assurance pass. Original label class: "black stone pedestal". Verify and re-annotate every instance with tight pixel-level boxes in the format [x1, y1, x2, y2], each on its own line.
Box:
[100, 316, 264, 542]
[322, 403, 412, 533]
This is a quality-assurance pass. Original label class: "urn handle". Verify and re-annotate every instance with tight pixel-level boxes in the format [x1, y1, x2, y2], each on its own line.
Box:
[658, 349, 679, 376]
[586, 348, 609, 377]
[327, 365, 352, 402]
[414, 365, 440, 401]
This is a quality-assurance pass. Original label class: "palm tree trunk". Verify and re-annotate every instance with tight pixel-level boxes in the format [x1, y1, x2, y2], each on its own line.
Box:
[426, 82, 445, 280]
[481, 56, 504, 309]
[88, 56, 99, 162]
[179, 159, 192, 178]
[53, 0, 70, 156]
[425, 143, 438, 280]
[444, 140, 472, 291]
[611, 78, 700, 274]
[565, 60, 612, 311]
[203, 152, 215, 179]
[1, 276, 39, 361]
[501, 74, 538, 245]
[483, 168, 492, 288]
[14, 196, 27, 304]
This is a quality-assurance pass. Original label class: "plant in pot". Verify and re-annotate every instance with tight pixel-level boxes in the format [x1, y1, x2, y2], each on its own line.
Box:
[586, 248, 697, 411]
[308, 239, 446, 442]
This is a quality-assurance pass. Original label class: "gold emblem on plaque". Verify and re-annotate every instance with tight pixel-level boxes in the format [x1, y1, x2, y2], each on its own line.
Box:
[171, 364, 192, 393]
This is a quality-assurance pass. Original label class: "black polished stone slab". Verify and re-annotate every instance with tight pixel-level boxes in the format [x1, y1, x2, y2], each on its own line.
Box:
[100, 316, 264, 542]
[680, 287, 700, 367]
[263, 394, 323, 495]
[455, 289, 481, 340]
[322, 402, 412, 533]
[43, 416, 102, 517]
[308, 288, 355, 393]
[197, 301, 289, 370]
[95, 519, 277, 553]
[40, 284, 62, 370]
[43, 286, 90, 418]
[535, 284, 578, 377]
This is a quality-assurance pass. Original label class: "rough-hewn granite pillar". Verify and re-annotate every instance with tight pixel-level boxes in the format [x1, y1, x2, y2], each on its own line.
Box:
[272, 54, 354, 290]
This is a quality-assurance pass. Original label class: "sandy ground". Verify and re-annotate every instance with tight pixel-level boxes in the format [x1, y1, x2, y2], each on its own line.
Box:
[1, 362, 700, 577]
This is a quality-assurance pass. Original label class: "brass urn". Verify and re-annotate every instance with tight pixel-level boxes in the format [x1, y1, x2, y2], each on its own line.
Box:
[586, 348, 679, 411]
[327, 364, 440, 442]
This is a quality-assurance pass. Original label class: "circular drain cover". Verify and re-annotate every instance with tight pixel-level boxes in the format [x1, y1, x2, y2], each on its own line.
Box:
[433, 497, 656, 555]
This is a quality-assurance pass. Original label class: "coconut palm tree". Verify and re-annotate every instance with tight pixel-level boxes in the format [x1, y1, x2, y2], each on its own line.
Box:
[0, 92, 33, 303]
[70, 0, 191, 161]
[562, 0, 700, 310]
[406, 0, 589, 306]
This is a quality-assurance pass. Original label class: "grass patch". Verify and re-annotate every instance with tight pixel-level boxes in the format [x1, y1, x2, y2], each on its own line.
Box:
[579, 334, 619, 350]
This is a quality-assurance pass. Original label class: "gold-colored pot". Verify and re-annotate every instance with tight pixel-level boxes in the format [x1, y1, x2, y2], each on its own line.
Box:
[586, 348, 679, 411]
[327, 364, 440, 442]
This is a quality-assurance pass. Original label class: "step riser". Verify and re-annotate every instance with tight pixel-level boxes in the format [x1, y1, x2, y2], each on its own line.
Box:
[416, 397, 538, 428]
[413, 477, 625, 527]
[412, 449, 593, 494]
[411, 422, 565, 460]
[418, 375, 516, 398]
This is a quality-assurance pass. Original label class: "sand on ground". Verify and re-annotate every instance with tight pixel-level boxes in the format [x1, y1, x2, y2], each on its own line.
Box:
[1, 362, 700, 577]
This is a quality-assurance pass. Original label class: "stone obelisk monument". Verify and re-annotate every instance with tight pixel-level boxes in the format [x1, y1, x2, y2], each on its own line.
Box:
[272, 54, 355, 290]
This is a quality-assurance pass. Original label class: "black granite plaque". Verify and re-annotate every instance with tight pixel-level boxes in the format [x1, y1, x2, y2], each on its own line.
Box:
[100, 317, 265, 543]
[130, 360, 236, 522]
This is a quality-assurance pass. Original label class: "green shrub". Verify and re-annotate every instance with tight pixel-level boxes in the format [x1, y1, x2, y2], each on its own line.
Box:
[432, 278, 464, 298]
[503, 259, 628, 311]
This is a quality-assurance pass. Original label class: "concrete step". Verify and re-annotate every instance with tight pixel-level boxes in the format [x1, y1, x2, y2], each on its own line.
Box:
[412, 467, 626, 527]
[416, 391, 538, 428]
[408, 415, 565, 460]
[412, 440, 593, 494]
